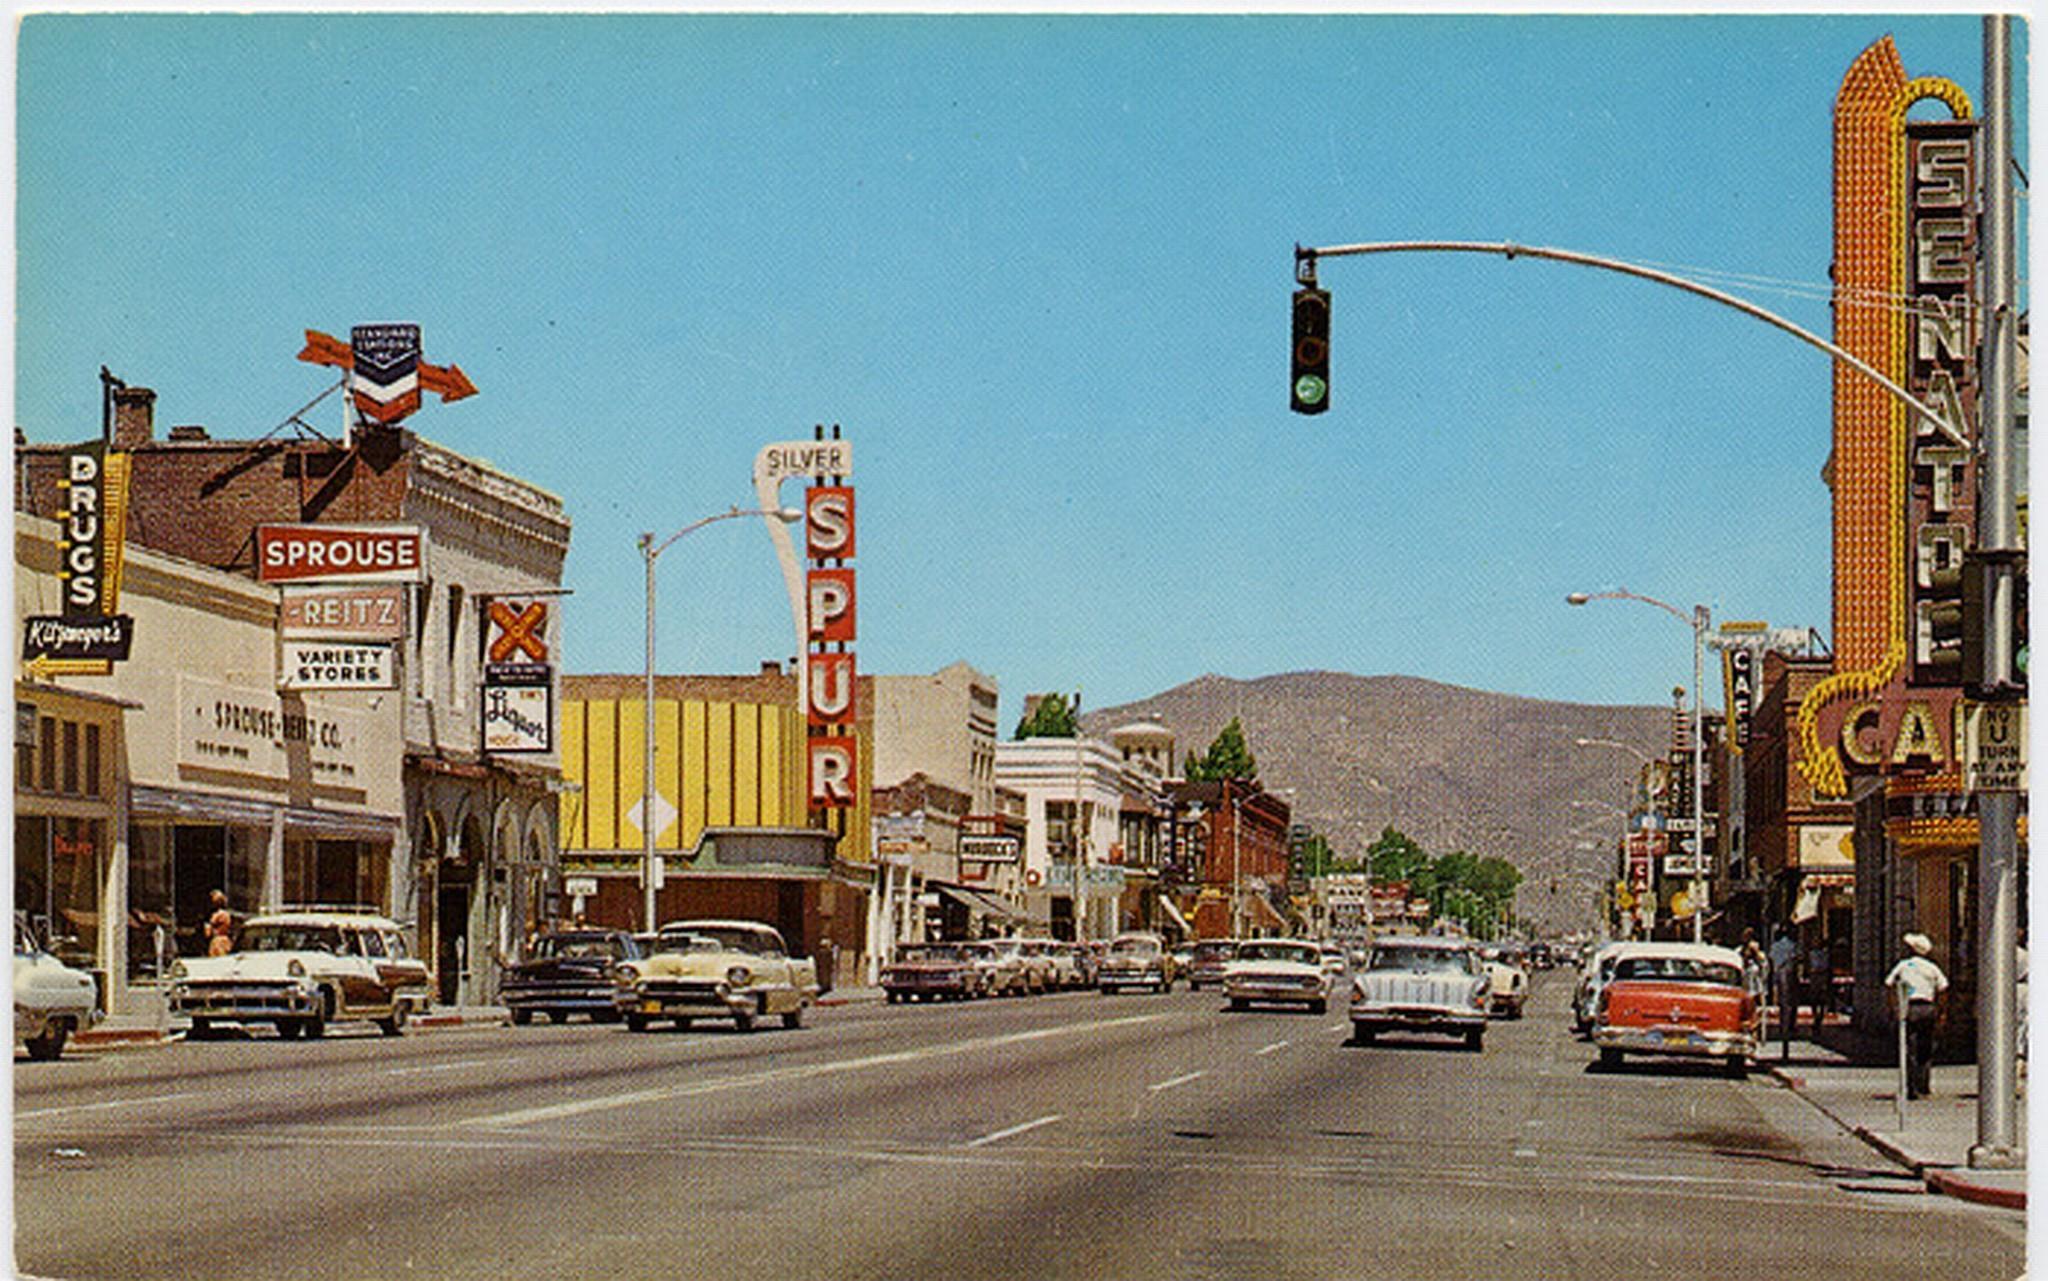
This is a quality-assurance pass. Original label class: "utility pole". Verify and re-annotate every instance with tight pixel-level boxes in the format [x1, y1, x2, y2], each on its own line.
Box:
[1969, 13, 2022, 1171]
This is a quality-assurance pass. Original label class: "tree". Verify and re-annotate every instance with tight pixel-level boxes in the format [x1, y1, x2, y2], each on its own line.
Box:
[1183, 717, 1257, 782]
[1013, 692, 1078, 739]
[1296, 833, 1337, 879]
[1366, 826, 1429, 884]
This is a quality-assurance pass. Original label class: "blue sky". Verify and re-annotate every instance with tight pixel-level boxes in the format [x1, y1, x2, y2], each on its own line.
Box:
[14, 13, 2026, 725]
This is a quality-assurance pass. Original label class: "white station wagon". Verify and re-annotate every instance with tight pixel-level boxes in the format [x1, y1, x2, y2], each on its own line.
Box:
[168, 909, 429, 1039]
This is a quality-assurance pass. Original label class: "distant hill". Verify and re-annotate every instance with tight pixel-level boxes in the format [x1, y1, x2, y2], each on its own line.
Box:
[1080, 671, 1671, 932]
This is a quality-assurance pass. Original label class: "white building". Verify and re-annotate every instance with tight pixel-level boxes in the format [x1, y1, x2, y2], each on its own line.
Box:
[994, 734, 1130, 940]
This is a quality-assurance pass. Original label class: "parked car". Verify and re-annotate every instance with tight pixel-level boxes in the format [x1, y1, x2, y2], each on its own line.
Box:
[1480, 946, 1529, 1020]
[882, 943, 985, 1002]
[615, 919, 818, 1032]
[1349, 935, 1491, 1050]
[1591, 942, 1761, 1077]
[1171, 943, 1195, 976]
[1186, 939, 1239, 990]
[1573, 941, 1629, 1035]
[962, 940, 1027, 996]
[503, 930, 642, 1024]
[15, 913, 101, 1060]
[1224, 938, 1333, 1012]
[1098, 931, 1175, 993]
[168, 910, 428, 1039]
[1010, 938, 1062, 993]
[1045, 941, 1090, 989]
[1320, 943, 1348, 978]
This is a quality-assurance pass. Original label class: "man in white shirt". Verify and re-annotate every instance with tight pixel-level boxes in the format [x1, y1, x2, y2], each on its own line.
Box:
[1884, 932, 1948, 1099]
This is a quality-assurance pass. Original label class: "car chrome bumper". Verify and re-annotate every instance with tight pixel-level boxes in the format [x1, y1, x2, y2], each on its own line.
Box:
[504, 987, 630, 1012]
[170, 984, 318, 1019]
[1593, 1025, 1755, 1058]
[1352, 1005, 1486, 1030]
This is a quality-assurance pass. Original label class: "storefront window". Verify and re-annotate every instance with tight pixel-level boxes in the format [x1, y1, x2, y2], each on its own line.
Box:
[128, 825, 177, 980]
[129, 822, 272, 962]
[282, 837, 388, 911]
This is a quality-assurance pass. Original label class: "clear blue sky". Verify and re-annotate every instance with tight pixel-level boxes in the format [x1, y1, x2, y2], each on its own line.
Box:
[15, 13, 2026, 725]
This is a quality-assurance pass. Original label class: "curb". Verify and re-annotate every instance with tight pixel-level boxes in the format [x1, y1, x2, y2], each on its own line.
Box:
[1925, 1166, 2029, 1211]
[73, 1027, 169, 1049]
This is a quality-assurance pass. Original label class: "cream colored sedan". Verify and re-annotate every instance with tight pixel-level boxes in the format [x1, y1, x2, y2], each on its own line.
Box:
[615, 919, 818, 1033]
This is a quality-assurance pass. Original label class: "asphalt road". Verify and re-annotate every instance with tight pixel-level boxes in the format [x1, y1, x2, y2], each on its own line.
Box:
[14, 974, 2026, 1280]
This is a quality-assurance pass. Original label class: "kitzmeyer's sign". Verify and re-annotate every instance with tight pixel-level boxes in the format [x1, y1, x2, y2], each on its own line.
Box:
[23, 442, 136, 674]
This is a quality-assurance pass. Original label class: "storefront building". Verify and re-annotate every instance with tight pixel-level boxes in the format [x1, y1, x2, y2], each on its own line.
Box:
[18, 384, 571, 1007]
[16, 512, 406, 1015]
[558, 670, 873, 988]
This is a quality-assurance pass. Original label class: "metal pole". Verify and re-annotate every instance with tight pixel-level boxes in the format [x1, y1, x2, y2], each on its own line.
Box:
[1691, 605, 1708, 945]
[641, 533, 658, 934]
[1969, 13, 2022, 1171]
[1232, 791, 1243, 938]
[1896, 984, 1909, 1135]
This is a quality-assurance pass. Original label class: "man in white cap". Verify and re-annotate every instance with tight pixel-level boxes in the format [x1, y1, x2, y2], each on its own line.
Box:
[1884, 932, 1948, 1099]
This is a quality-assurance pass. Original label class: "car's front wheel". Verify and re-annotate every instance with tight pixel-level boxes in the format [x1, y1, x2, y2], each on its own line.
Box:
[625, 1013, 652, 1033]
[376, 1003, 407, 1037]
[509, 1009, 533, 1026]
[24, 1025, 68, 1061]
[782, 1003, 805, 1030]
[1463, 1028, 1484, 1052]
[733, 1003, 758, 1033]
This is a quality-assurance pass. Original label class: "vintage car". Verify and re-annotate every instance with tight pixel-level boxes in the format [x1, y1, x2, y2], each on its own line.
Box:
[1480, 946, 1529, 1019]
[1185, 939, 1239, 990]
[1349, 935, 1490, 1050]
[962, 940, 1027, 996]
[614, 919, 818, 1032]
[1223, 938, 1333, 1012]
[881, 943, 985, 1002]
[502, 929, 643, 1024]
[1320, 943, 1348, 978]
[1573, 941, 1629, 1035]
[1098, 931, 1176, 994]
[1049, 941, 1093, 988]
[1592, 942, 1761, 1077]
[168, 910, 428, 1039]
[1009, 938, 1062, 993]
[15, 913, 101, 1060]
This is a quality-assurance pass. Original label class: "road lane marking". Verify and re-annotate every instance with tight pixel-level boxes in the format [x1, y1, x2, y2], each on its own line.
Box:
[1147, 1071, 1204, 1092]
[1513, 1146, 1538, 1158]
[462, 1011, 1171, 1129]
[962, 1113, 1064, 1148]
[385, 1058, 498, 1077]
[16, 1091, 206, 1121]
[1254, 1040, 1289, 1056]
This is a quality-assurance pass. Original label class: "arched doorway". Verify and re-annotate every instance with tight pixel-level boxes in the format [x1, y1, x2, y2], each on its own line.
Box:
[437, 814, 485, 1005]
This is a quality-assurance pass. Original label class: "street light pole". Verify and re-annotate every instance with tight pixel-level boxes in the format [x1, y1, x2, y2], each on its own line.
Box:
[1569, 590, 1711, 943]
[639, 505, 801, 933]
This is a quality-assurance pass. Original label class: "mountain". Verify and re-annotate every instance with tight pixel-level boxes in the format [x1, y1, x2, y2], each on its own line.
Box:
[1080, 671, 1673, 932]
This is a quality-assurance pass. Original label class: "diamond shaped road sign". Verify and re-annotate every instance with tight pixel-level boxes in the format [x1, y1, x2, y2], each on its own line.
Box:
[626, 793, 679, 842]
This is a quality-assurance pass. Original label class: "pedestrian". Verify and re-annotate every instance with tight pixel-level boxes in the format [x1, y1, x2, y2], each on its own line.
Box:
[205, 890, 235, 957]
[1768, 927, 1798, 1040]
[1806, 936, 1833, 1038]
[1884, 932, 1948, 1100]
[1739, 931, 1768, 995]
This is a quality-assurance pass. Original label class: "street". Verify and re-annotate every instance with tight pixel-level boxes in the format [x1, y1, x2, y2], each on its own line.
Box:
[15, 974, 2024, 1280]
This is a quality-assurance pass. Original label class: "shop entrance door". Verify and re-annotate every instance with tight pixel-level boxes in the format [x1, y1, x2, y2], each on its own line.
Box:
[174, 827, 228, 958]
[437, 872, 472, 1006]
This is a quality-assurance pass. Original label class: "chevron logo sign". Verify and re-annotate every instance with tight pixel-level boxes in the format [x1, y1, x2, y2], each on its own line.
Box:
[350, 324, 422, 423]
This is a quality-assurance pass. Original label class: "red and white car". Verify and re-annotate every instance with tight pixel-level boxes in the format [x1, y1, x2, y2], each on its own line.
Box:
[1592, 941, 1762, 1077]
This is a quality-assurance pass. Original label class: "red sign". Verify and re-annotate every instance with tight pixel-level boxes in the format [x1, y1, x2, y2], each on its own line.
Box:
[806, 487, 855, 560]
[280, 585, 406, 639]
[807, 569, 856, 643]
[487, 600, 550, 663]
[810, 737, 857, 807]
[257, 524, 424, 583]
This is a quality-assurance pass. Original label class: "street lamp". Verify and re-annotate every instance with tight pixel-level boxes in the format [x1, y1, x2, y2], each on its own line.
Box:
[1568, 589, 1711, 943]
[640, 505, 803, 931]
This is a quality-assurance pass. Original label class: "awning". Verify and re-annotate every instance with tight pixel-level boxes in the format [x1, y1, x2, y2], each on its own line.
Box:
[1792, 871, 1854, 925]
[1245, 894, 1287, 930]
[1157, 897, 1192, 935]
[933, 882, 1029, 923]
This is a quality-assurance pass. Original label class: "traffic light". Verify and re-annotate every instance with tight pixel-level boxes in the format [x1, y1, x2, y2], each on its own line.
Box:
[1962, 550, 2028, 695]
[1290, 286, 1331, 414]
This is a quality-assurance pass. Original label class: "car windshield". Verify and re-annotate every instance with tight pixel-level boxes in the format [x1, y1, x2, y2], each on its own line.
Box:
[1193, 942, 1236, 960]
[1369, 945, 1473, 975]
[1613, 956, 1744, 987]
[1239, 942, 1318, 966]
[240, 924, 345, 954]
[669, 926, 779, 955]
[536, 935, 618, 960]
[1110, 938, 1158, 956]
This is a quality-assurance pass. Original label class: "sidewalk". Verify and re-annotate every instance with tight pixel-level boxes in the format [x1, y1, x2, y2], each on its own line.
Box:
[1761, 1024, 2028, 1211]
